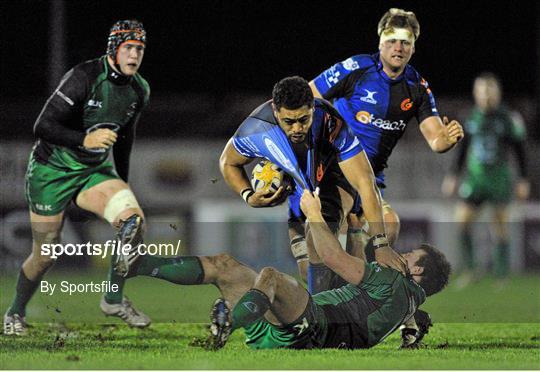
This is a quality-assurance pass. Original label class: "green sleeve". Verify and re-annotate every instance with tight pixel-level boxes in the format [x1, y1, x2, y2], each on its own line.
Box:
[509, 111, 526, 141]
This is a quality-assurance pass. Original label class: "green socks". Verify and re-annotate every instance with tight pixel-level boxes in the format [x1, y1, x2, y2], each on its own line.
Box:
[493, 240, 509, 277]
[104, 257, 126, 304]
[129, 256, 204, 285]
[460, 229, 475, 270]
[105, 256, 204, 304]
[231, 289, 270, 331]
[8, 269, 41, 316]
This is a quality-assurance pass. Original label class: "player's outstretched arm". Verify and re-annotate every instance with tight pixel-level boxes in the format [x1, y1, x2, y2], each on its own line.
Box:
[301, 189, 366, 285]
[419, 116, 464, 153]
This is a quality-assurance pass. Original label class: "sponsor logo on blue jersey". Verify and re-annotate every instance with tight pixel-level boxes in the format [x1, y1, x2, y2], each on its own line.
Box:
[342, 57, 360, 71]
[360, 89, 378, 104]
[354, 112, 407, 131]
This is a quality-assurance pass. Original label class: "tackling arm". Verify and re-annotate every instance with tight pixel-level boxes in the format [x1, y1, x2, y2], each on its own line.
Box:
[301, 190, 365, 285]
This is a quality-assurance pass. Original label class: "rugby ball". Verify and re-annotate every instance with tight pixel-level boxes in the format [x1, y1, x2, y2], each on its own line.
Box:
[251, 160, 289, 193]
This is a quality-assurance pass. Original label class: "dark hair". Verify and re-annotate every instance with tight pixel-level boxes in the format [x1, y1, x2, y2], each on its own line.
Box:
[272, 76, 314, 111]
[475, 72, 502, 90]
[416, 243, 451, 296]
[377, 8, 420, 40]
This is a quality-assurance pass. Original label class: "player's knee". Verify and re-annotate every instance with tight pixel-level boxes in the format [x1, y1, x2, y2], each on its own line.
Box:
[31, 230, 60, 269]
[384, 208, 400, 225]
[256, 267, 279, 288]
[383, 209, 400, 244]
[104, 189, 142, 224]
[29, 247, 56, 272]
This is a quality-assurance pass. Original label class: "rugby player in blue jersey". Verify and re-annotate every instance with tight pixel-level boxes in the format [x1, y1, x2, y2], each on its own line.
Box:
[310, 8, 464, 247]
[309, 8, 464, 347]
[220, 76, 408, 294]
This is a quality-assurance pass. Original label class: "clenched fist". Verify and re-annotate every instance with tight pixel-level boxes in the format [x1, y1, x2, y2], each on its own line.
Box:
[83, 128, 117, 149]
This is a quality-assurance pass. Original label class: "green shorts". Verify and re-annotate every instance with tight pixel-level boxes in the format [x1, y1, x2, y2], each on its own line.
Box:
[244, 298, 328, 350]
[459, 168, 512, 206]
[25, 154, 119, 215]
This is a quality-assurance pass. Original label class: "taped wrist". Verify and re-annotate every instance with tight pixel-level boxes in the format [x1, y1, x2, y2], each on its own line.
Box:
[370, 233, 390, 250]
[240, 188, 254, 204]
[290, 235, 308, 262]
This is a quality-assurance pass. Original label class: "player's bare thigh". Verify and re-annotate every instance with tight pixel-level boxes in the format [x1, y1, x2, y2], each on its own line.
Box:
[75, 179, 144, 224]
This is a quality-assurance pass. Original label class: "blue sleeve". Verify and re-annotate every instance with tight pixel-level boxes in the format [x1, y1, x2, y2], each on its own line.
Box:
[416, 77, 439, 124]
[334, 123, 363, 162]
[231, 118, 264, 158]
[313, 56, 367, 100]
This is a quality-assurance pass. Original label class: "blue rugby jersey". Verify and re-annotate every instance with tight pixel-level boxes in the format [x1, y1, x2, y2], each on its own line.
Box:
[232, 98, 363, 218]
[313, 53, 438, 187]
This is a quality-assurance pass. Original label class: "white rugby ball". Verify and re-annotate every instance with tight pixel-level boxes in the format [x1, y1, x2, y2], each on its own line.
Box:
[251, 160, 287, 193]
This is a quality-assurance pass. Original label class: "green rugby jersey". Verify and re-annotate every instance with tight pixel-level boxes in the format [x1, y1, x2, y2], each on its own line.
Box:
[314, 262, 426, 348]
[455, 106, 527, 178]
[32, 56, 150, 181]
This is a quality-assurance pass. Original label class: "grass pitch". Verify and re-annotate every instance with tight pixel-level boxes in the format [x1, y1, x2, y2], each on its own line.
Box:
[1, 271, 539, 369]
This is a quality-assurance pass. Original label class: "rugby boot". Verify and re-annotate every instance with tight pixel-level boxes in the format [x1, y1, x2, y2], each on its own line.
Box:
[100, 296, 151, 328]
[400, 309, 433, 348]
[114, 214, 145, 277]
[3, 312, 28, 336]
[206, 298, 232, 350]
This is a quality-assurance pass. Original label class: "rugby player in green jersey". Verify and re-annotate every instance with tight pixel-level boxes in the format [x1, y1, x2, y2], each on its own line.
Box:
[209, 189, 449, 349]
[4, 20, 204, 335]
[442, 73, 529, 286]
[124, 189, 449, 349]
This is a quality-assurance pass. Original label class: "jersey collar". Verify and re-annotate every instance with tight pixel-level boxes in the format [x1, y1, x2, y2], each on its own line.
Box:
[103, 56, 133, 85]
[373, 52, 408, 84]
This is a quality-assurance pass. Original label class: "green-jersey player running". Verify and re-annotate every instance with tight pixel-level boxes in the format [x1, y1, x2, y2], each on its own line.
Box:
[4, 20, 208, 335]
